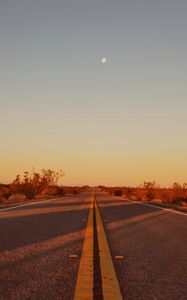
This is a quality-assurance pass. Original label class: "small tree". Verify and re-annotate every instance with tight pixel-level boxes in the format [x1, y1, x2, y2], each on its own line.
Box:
[10, 169, 65, 199]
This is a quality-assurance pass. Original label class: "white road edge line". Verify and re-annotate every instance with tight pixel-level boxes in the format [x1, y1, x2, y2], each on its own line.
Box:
[130, 199, 187, 216]
[0, 197, 61, 213]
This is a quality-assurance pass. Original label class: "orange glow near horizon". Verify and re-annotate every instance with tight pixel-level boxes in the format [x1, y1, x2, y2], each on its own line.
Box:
[1, 150, 187, 187]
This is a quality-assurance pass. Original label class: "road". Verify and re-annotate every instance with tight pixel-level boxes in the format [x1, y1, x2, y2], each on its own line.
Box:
[97, 191, 187, 300]
[0, 190, 187, 299]
[0, 192, 91, 300]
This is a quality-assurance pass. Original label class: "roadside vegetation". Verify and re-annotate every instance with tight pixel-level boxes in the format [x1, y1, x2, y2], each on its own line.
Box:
[0, 169, 88, 206]
[99, 181, 187, 209]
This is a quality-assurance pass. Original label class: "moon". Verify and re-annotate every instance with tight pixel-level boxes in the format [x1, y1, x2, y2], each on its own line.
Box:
[101, 57, 107, 64]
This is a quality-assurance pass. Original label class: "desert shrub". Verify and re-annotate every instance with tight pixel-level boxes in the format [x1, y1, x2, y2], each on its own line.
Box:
[45, 186, 65, 196]
[0, 194, 5, 202]
[142, 181, 158, 201]
[175, 199, 187, 206]
[62, 186, 86, 195]
[1, 191, 12, 200]
[161, 192, 173, 204]
[124, 187, 134, 198]
[114, 189, 123, 196]
[169, 182, 187, 204]
[58, 187, 65, 196]
[145, 190, 155, 201]
[25, 189, 38, 199]
[10, 169, 65, 199]
[0, 184, 11, 200]
[173, 195, 187, 205]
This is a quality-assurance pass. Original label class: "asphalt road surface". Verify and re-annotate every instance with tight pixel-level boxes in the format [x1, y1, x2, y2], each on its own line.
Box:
[0, 192, 91, 300]
[0, 190, 187, 300]
[97, 191, 187, 300]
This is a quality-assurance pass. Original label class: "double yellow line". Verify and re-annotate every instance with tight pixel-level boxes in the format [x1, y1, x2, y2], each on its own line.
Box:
[73, 194, 122, 300]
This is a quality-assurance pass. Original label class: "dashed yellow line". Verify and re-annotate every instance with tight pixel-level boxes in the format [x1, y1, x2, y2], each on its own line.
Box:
[73, 194, 122, 300]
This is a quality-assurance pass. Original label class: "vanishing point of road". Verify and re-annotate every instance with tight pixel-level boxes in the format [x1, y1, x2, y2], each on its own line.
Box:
[0, 189, 187, 300]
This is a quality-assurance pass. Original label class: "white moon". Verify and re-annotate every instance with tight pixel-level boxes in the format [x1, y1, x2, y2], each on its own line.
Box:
[101, 57, 107, 64]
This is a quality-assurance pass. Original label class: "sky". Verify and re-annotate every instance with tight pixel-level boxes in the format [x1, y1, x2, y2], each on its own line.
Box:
[0, 0, 187, 186]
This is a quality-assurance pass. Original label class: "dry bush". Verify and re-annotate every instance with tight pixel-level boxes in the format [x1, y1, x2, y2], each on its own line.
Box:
[114, 189, 123, 196]
[122, 187, 134, 199]
[0, 184, 11, 202]
[63, 186, 87, 195]
[10, 169, 65, 199]
[100, 182, 187, 207]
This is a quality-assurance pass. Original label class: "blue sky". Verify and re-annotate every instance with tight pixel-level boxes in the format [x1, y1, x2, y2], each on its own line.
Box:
[0, 0, 187, 186]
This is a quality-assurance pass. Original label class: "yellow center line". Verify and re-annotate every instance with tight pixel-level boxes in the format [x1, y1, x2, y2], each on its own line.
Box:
[73, 194, 122, 300]
[95, 196, 122, 300]
[73, 196, 94, 300]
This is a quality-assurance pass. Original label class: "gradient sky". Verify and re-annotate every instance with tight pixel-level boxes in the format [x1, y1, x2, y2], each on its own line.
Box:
[1, 0, 187, 186]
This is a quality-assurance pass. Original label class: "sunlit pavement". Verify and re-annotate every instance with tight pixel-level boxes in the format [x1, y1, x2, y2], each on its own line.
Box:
[0, 190, 187, 300]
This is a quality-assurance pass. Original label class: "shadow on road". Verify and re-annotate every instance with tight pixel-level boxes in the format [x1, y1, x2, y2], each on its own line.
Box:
[0, 201, 90, 252]
[20, 200, 90, 210]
